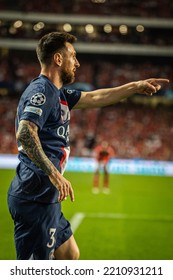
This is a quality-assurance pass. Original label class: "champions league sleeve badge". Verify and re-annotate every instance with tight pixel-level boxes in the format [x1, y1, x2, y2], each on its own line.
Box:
[30, 93, 46, 106]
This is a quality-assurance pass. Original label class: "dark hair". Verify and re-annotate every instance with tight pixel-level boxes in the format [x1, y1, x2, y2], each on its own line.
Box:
[36, 32, 77, 65]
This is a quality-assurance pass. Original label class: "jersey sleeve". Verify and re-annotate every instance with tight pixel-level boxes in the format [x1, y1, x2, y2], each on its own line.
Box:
[61, 88, 81, 110]
[19, 82, 58, 130]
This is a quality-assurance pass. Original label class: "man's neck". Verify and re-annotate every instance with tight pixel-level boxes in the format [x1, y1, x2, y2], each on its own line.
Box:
[40, 68, 62, 89]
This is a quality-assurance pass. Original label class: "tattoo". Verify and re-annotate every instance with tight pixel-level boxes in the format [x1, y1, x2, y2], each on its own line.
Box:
[17, 120, 54, 175]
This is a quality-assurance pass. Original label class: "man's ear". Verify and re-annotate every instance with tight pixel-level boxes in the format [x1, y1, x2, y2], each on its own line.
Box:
[54, 52, 63, 66]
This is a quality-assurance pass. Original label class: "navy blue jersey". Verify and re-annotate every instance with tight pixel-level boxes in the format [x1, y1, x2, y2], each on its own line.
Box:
[8, 75, 81, 203]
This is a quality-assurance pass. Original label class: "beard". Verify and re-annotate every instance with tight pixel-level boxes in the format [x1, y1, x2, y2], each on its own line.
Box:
[61, 68, 75, 86]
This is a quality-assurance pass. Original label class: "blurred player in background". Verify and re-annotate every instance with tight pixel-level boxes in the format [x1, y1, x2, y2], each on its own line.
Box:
[93, 141, 115, 194]
[7, 31, 169, 260]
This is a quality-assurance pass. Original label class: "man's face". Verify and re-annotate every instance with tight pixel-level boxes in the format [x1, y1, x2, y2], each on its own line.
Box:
[60, 42, 80, 86]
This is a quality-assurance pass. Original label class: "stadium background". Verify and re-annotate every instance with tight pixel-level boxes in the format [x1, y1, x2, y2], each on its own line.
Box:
[0, 0, 173, 260]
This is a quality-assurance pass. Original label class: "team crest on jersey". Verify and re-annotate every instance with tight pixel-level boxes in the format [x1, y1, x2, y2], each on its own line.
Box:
[30, 93, 46, 106]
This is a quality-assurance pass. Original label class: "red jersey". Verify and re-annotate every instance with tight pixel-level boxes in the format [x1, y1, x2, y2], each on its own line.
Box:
[94, 142, 115, 163]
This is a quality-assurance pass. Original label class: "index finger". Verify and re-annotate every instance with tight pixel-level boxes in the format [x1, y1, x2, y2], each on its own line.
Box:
[69, 186, 75, 202]
[147, 78, 170, 84]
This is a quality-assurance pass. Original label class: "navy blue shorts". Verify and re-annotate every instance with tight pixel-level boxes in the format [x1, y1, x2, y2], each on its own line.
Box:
[8, 195, 72, 260]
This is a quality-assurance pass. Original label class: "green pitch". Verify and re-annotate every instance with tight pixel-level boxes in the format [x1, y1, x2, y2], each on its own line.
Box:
[1, 169, 173, 260]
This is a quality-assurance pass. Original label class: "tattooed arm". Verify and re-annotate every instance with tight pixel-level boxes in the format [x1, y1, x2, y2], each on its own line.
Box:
[17, 120, 74, 202]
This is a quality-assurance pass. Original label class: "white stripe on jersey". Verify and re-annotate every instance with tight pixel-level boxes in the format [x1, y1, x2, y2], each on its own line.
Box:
[60, 146, 70, 174]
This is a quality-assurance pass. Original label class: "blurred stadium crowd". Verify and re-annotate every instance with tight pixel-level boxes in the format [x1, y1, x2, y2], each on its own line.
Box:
[0, 0, 173, 161]
[0, 53, 173, 97]
[1, 96, 173, 161]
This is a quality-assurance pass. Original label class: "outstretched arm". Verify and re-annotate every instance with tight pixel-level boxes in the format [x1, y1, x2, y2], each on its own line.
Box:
[17, 120, 74, 202]
[74, 78, 169, 109]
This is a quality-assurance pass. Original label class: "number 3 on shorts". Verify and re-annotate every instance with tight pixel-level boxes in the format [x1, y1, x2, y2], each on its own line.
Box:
[47, 228, 56, 248]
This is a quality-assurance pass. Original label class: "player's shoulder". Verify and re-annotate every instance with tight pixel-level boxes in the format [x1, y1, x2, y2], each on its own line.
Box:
[23, 75, 59, 99]
[29, 75, 53, 92]
[18, 76, 59, 111]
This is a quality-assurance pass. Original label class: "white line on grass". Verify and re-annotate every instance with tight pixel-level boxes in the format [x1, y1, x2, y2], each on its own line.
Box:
[70, 212, 173, 233]
[70, 212, 85, 233]
[87, 212, 173, 222]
